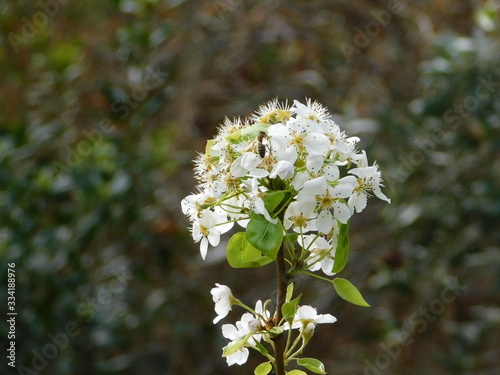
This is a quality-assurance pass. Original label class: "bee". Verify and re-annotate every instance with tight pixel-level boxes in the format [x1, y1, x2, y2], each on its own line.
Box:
[257, 131, 267, 158]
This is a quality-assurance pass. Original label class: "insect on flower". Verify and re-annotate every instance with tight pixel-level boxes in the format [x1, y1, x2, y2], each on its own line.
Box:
[257, 131, 268, 158]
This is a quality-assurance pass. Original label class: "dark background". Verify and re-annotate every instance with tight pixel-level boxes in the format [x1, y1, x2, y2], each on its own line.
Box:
[1, 0, 499, 374]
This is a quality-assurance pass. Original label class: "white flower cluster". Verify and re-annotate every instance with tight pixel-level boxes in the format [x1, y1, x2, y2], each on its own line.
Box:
[211, 284, 336, 366]
[182, 98, 390, 266]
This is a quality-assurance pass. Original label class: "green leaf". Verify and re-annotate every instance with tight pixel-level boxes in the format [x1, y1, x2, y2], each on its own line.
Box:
[205, 139, 216, 155]
[286, 283, 294, 302]
[287, 370, 308, 375]
[222, 334, 248, 357]
[282, 295, 301, 319]
[332, 278, 370, 307]
[285, 232, 299, 243]
[227, 232, 273, 268]
[254, 362, 272, 375]
[226, 122, 270, 143]
[297, 358, 327, 374]
[254, 340, 269, 357]
[332, 221, 350, 273]
[262, 190, 285, 213]
[270, 326, 285, 335]
[246, 213, 284, 259]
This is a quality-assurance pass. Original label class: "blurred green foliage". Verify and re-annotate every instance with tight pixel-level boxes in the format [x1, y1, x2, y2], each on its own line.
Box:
[1, 0, 499, 374]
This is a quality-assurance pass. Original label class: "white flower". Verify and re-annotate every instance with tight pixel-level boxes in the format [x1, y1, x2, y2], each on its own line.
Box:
[291, 99, 331, 124]
[291, 305, 337, 330]
[284, 201, 317, 233]
[269, 160, 295, 179]
[211, 283, 237, 324]
[284, 305, 337, 340]
[182, 98, 390, 262]
[221, 302, 265, 366]
[347, 153, 390, 213]
[223, 196, 250, 228]
[231, 152, 269, 178]
[287, 117, 331, 156]
[299, 235, 336, 276]
[251, 97, 290, 124]
[191, 209, 233, 260]
[296, 176, 352, 233]
[181, 192, 208, 220]
[221, 324, 250, 366]
[250, 178, 278, 224]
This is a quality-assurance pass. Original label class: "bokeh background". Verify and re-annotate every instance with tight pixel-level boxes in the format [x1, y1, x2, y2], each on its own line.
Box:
[1, 0, 500, 374]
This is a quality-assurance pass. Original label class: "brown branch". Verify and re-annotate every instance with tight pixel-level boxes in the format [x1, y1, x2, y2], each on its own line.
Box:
[274, 240, 288, 375]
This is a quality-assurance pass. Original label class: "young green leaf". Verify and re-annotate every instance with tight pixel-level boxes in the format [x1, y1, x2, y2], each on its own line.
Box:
[262, 190, 285, 213]
[246, 213, 284, 259]
[284, 232, 299, 243]
[253, 340, 269, 357]
[332, 221, 350, 273]
[222, 334, 249, 357]
[227, 232, 273, 268]
[270, 326, 285, 335]
[226, 122, 270, 143]
[287, 370, 308, 375]
[282, 295, 301, 320]
[297, 358, 327, 374]
[332, 278, 370, 307]
[286, 283, 294, 302]
[254, 362, 272, 375]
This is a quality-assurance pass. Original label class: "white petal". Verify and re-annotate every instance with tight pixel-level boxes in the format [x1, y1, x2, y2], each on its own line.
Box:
[373, 185, 391, 203]
[226, 347, 249, 366]
[338, 175, 357, 187]
[192, 222, 202, 242]
[200, 237, 208, 260]
[241, 152, 262, 170]
[218, 220, 235, 234]
[221, 324, 238, 339]
[316, 209, 334, 234]
[331, 184, 353, 198]
[281, 145, 298, 163]
[255, 198, 278, 224]
[249, 168, 269, 178]
[350, 192, 367, 213]
[267, 123, 288, 138]
[333, 202, 351, 224]
[302, 176, 327, 196]
[324, 164, 339, 181]
[295, 196, 317, 217]
[306, 133, 330, 155]
[297, 305, 317, 319]
[208, 230, 220, 247]
[306, 154, 324, 173]
[270, 160, 295, 179]
[314, 313, 337, 324]
[308, 260, 321, 272]
[313, 237, 330, 250]
[230, 156, 247, 177]
[292, 172, 311, 190]
[321, 258, 335, 276]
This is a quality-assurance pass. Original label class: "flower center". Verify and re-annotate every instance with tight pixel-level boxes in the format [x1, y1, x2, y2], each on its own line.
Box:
[290, 131, 306, 148]
[200, 224, 210, 237]
[316, 190, 336, 210]
[291, 213, 309, 229]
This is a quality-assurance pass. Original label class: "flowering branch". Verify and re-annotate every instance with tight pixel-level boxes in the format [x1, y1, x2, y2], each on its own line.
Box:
[182, 98, 390, 374]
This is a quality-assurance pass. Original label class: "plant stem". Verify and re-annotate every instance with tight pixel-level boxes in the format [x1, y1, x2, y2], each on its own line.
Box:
[274, 240, 287, 375]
